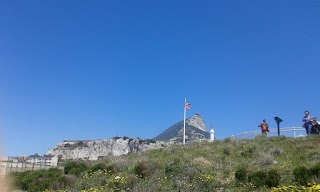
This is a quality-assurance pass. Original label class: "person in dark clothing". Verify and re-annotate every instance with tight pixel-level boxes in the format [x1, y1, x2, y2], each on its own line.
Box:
[311, 118, 320, 135]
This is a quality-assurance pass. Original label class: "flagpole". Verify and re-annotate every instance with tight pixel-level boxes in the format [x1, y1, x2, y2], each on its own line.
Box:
[183, 98, 186, 145]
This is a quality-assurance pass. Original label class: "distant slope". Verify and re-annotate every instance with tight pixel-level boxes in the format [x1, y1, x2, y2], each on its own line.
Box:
[153, 114, 210, 141]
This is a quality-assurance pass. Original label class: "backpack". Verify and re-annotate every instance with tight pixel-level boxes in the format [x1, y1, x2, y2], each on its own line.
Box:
[261, 123, 268, 131]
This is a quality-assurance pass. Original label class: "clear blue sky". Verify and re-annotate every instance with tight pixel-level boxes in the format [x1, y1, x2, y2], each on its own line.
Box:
[1, 1, 320, 156]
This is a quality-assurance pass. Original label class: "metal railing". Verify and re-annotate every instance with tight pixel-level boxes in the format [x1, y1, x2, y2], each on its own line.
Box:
[230, 127, 307, 140]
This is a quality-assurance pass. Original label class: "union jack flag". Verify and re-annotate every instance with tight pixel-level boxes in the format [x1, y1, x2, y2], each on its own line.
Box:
[185, 102, 190, 110]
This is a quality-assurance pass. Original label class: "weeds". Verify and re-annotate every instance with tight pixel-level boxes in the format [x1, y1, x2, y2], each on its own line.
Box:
[9, 136, 320, 191]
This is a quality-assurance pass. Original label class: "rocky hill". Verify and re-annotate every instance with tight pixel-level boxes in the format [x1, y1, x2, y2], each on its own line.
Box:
[153, 113, 210, 141]
[48, 137, 171, 160]
[48, 114, 209, 160]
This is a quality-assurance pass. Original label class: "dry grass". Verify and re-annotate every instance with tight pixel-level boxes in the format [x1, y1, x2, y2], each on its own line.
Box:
[192, 157, 213, 168]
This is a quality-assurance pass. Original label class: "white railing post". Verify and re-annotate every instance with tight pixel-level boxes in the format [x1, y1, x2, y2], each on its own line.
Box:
[229, 127, 306, 140]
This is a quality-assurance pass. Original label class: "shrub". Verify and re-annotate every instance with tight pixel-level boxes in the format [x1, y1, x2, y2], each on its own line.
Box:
[249, 171, 267, 188]
[9, 168, 69, 191]
[223, 147, 231, 156]
[64, 162, 75, 174]
[271, 147, 283, 156]
[293, 166, 311, 186]
[134, 161, 153, 178]
[248, 169, 280, 188]
[64, 161, 87, 176]
[106, 165, 116, 174]
[223, 137, 232, 143]
[165, 159, 184, 175]
[10, 171, 30, 190]
[90, 163, 105, 172]
[310, 162, 320, 178]
[193, 157, 212, 168]
[235, 167, 248, 183]
[266, 169, 281, 188]
[255, 154, 274, 166]
[240, 145, 255, 158]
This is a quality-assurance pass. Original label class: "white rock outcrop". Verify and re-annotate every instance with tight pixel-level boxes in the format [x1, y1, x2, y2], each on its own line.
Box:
[48, 138, 170, 160]
[186, 113, 206, 132]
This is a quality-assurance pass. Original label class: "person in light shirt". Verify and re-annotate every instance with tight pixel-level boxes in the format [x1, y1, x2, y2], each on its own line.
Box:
[302, 110, 313, 135]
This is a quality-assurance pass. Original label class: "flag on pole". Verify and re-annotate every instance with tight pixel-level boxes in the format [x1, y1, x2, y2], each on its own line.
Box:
[185, 102, 190, 110]
[183, 98, 189, 145]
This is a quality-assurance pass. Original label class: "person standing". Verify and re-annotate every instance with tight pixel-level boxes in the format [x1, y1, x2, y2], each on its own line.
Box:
[302, 110, 313, 135]
[311, 117, 320, 135]
[258, 119, 269, 135]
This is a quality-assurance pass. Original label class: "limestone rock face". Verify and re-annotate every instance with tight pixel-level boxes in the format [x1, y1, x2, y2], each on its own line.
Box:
[48, 114, 207, 160]
[48, 138, 170, 160]
[153, 113, 209, 142]
[187, 114, 206, 132]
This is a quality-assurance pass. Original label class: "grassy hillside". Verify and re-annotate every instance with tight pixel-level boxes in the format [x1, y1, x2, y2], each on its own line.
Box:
[10, 135, 320, 192]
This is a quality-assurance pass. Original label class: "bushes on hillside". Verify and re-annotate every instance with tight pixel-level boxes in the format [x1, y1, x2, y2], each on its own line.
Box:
[235, 167, 247, 183]
[293, 163, 320, 186]
[240, 145, 256, 158]
[89, 163, 105, 173]
[293, 166, 310, 186]
[165, 159, 184, 176]
[249, 171, 267, 188]
[235, 163, 320, 189]
[310, 162, 320, 178]
[134, 161, 154, 178]
[235, 168, 280, 188]
[64, 161, 87, 176]
[266, 169, 281, 188]
[10, 168, 68, 191]
[9, 137, 320, 192]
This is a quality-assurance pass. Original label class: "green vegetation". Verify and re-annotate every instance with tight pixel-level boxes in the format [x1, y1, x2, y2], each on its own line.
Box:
[9, 135, 320, 191]
[64, 161, 87, 176]
[10, 168, 71, 191]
